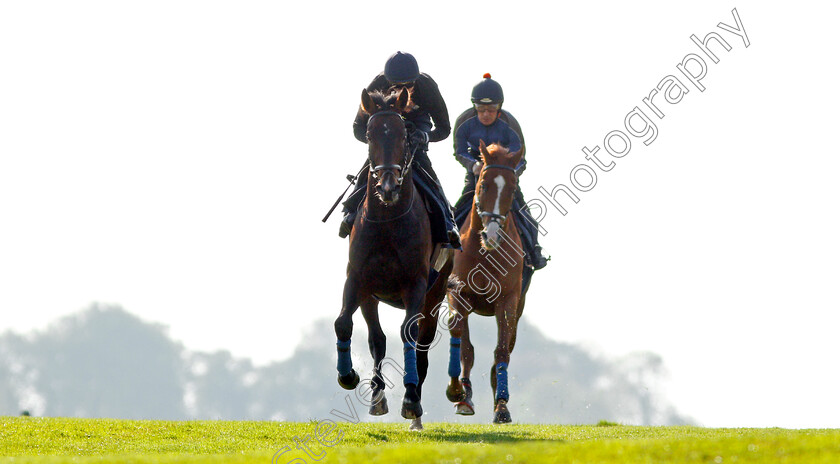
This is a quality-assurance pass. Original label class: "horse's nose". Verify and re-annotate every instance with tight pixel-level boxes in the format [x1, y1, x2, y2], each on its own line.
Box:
[376, 181, 399, 203]
[375, 182, 389, 200]
[481, 223, 502, 249]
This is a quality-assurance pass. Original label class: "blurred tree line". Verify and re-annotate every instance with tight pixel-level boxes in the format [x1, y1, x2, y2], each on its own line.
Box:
[0, 304, 691, 425]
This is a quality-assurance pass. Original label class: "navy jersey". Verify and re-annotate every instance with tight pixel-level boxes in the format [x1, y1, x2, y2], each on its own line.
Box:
[454, 114, 524, 174]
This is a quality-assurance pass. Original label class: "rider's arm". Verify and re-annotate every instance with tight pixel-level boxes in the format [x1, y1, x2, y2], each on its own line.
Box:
[418, 74, 451, 143]
[353, 74, 390, 143]
[507, 128, 527, 176]
[454, 120, 478, 171]
[353, 107, 369, 143]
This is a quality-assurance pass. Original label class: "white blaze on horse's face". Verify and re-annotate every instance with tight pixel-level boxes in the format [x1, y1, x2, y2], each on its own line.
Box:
[482, 175, 506, 249]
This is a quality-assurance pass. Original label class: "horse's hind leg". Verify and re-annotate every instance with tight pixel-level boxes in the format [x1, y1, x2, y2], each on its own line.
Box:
[360, 297, 388, 416]
[334, 275, 362, 390]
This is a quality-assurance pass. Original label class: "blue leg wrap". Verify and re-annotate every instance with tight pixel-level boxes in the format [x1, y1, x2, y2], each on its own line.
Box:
[495, 362, 509, 402]
[448, 337, 461, 378]
[336, 339, 352, 376]
[403, 342, 419, 386]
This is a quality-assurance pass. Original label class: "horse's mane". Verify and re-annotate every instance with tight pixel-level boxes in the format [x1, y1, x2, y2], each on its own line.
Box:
[482, 143, 522, 170]
[365, 90, 394, 111]
[485, 143, 510, 157]
[364, 87, 415, 115]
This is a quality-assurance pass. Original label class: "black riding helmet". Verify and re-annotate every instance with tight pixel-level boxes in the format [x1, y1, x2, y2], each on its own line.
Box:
[384, 51, 420, 84]
[471, 73, 504, 107]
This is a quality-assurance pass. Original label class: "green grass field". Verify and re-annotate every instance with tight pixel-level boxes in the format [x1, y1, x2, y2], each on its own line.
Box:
[1, 417, 838, 463]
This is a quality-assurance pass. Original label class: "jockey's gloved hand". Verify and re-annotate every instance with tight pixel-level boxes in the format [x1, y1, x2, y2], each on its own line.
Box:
[410, 130, 429, 147]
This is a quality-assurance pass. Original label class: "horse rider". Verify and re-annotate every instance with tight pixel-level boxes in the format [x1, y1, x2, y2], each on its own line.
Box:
[339, 51, 461, 249]
[452, 73, 549, 270]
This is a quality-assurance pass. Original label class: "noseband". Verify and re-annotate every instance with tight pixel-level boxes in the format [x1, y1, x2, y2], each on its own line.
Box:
[366, 110, 415, 185]
[476, 164, 518, 227]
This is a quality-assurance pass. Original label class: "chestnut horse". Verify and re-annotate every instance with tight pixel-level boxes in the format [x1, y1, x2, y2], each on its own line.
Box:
[444, 141, 530, 424]
[334, 88, 451, 431]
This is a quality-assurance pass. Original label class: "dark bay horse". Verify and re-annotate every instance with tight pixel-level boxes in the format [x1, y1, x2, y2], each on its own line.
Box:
[444, 140, 530, 424]
[334, 88, 452, 431]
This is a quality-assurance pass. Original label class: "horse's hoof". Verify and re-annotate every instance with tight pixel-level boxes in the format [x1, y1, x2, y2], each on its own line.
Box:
[337, 369, 360, 390]
[455, 400, 475, 416]
[409, 418, 423, 431]
[369, 394, 388, 416]
[493, 400, 512, 424]
[446, 384, 466, 403]
[401, 399, 423, 419]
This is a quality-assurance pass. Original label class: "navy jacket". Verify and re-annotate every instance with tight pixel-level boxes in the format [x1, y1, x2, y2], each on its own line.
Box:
[454, 114, 524, 175]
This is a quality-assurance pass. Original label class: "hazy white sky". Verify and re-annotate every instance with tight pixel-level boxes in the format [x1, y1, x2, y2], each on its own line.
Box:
[1, 1, 838, 428]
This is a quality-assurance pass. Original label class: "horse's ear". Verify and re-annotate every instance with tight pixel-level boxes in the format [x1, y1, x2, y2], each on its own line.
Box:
[361, 89, 376, 115]
[394, 87, 409, 113]
[478, 139, 490, 163]
[509, 148, 524, 168]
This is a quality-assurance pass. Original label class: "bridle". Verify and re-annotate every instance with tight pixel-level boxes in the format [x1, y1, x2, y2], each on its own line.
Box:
[366, 110, 417, 186]
[475, 164, 517, 228]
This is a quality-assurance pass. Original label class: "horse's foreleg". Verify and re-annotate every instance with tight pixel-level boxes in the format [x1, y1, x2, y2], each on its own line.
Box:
[509, 294, 526, 354]
[461, 312, 475, 383]
[335, 275, 362, 390]
[405, 309, 436, 433]
[448, 301, 475, 415]
[399, 278, 428, 420]
[509, 279, 529, 354]
[491, 297, 519, 424]
[445, 298, 468, 402]
[414, 305, 438, 401]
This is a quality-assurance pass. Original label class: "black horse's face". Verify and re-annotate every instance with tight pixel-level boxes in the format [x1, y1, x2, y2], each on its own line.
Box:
[367, 113, 407, 205]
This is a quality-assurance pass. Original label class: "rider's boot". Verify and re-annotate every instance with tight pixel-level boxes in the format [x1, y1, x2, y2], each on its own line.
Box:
[514, 188, 549, 269]
[338, 211, 355, 238]
[432, 181, 461, 249]
[413, 149, 461, 249]
[531, 244, 550, 270]
[338, 174, 368, 238]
